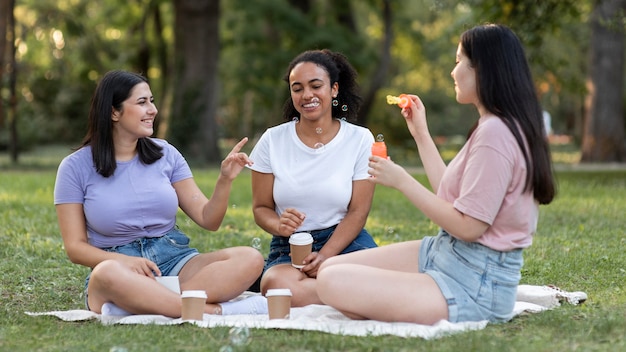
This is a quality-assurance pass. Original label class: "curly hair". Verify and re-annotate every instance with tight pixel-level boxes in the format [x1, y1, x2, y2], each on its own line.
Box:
[281, 49, 362, 122]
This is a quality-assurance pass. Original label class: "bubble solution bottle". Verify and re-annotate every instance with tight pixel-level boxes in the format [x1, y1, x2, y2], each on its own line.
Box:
[371, 134, 387, 158]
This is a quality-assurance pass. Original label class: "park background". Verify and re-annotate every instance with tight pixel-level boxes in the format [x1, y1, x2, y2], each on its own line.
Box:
[0, 0, 624, 166]
[1, 1, 625, 351]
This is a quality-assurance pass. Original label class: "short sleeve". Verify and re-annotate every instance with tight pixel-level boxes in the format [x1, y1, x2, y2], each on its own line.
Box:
[248, 131, 273, 173]
[353, 129, 375, 181]
[162, 141, 193, 183]
[54, 153, 88, 205]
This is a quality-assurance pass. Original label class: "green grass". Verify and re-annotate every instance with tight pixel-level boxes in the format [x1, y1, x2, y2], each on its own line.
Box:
[1, 147, 625, 351]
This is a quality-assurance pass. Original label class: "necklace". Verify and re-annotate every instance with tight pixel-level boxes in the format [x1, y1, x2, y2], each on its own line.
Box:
[315, 127, 323, 134]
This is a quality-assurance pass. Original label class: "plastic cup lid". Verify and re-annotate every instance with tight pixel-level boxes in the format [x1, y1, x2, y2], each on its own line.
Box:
[289, 232, 313, 245]
[181, 290, 208, 299]
[265, 288, 293, 297]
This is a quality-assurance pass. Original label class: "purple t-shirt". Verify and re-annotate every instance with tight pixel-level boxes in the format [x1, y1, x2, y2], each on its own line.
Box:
[54, 139, 193, 248]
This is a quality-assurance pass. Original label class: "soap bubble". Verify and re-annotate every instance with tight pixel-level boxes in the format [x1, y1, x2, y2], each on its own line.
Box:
[251, 237, 262, 251]
[229, 326, 251, 346]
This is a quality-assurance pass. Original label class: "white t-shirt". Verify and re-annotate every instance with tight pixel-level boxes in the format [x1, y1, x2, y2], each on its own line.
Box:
[249, 119, 375, 231]
[438, 115, 538, 251]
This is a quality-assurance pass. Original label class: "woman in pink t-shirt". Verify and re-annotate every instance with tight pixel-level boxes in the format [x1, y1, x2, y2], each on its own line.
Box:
[317, 24, 556, 324]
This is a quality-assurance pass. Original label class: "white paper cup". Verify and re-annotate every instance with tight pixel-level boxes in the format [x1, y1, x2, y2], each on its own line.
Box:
[155, 276, 180, 294]
[266, 288, 292, 319]
[181, 290, 207, 321]
[289, 232, 313, 269]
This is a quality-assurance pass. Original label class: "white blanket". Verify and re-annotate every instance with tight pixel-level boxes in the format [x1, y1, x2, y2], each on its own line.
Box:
[26, 285, 586, 340]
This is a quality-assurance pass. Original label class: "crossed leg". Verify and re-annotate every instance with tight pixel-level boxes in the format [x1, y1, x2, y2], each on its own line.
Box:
[316, 240, 448, 325]
[88, 246, 264, 317]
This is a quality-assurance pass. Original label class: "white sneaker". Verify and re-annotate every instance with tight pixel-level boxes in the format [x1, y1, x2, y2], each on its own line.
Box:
[546, 285, 588, 305]
[101, 302, 133, 316]
[517, 284, 587, 308]
[220, 295, 268, 315]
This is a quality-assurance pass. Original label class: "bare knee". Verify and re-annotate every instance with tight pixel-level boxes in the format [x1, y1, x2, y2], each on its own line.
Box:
[259, 266, 289, 294]
[230, 247, 265, 274]
[245, 247, 265, 274]
[318, 255, 340, 275]
[90, 260, 126, 287]
[315, 264, 341, 305]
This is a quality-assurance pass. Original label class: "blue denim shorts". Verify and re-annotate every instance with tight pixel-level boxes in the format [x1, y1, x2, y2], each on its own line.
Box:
[84, 227, 199, 308]
[419, 230, 523, 323]
[264, 226, 378, 271]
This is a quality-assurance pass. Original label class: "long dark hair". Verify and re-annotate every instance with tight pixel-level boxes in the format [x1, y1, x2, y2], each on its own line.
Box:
[80, 70, 163, 177]
[461, 24, 555, 204]
[281, 49, 362, 122]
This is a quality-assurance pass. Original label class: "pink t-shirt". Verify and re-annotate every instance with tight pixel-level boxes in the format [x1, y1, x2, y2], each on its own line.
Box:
[437, 115, 538, 251]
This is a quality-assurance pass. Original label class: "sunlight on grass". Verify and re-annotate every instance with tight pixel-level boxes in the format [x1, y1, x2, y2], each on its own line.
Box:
[1, 145, 625, 351]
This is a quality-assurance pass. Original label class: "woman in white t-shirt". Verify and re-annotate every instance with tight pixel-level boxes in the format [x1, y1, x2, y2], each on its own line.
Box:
[249, 49, 378, 307]
[316, 24, 556, 324]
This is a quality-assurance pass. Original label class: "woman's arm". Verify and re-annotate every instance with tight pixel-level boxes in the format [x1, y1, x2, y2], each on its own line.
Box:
[317, 179, 374, 259]
[56, 203, 160, 276]
[176, 138, 252, 231]
[301, 179, 374, 278]
[368, 158, 489, 242]
[402, 95, 447, 193]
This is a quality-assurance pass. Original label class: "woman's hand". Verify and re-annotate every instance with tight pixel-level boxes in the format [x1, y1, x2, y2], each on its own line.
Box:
[276, 208, 306, 236]
[401, 94, 430, 140]
[300, 252, 327, 278]
[220, 137, 253, 180]
[368, 156, 412, 189]
[118, 255, 161, 278]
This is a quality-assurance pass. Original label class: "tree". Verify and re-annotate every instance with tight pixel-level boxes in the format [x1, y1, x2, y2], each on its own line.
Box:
[581, 0, 626, 162]
[357, 0, 392, 126]
[169, 0, 221, 164]
[0, 0, 10, 130]
[0, 0, 17, 162]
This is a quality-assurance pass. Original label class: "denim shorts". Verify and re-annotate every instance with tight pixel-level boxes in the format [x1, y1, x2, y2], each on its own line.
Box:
[264, 226, 378, 271]
[83, 227, 199, 308]
[419, 230, 523, 323]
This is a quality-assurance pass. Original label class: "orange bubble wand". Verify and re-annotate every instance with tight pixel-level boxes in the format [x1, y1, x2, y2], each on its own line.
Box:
[371, 134, 387, 158]
[386, 94, 411, 109]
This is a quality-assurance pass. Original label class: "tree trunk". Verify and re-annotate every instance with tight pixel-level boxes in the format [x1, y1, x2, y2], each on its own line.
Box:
[0, 0, 10, 130]
[152, 2, 169, 138]
[581, 0, 626, 162]
[170, 0, 221, 164]
[8, 0, 17, 163]
[358, 0, 392, 126]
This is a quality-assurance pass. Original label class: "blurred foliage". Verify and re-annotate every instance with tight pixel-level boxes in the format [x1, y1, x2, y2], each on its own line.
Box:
[2, 0, 596, 155]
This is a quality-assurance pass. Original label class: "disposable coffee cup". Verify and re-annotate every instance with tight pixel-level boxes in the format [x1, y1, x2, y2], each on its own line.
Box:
[181, 290, 207, 321]
[289, 232, 313, 269]
[155, 276, 181, 294]
[266, 288, 292, 320]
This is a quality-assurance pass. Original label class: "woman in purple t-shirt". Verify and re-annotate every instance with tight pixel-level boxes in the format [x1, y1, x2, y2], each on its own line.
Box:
[54, 70, 267, 317]
[316, 24, 556, 324]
